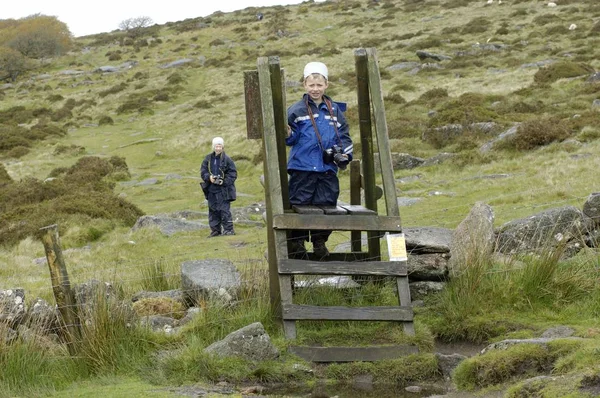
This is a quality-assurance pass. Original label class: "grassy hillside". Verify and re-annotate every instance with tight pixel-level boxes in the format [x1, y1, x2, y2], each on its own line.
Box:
[1, 0, 600, 396]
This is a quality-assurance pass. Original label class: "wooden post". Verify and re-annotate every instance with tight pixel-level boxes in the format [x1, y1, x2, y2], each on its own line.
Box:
[244, 71, 263, 139]
[366, 48, 400, 221]
[257, 57, 290, 323]
[40, 224, 81, 355]
[268, 57, 290, 210]
[365, 48, 413, 335]
[350, 160, 362, 253]
[354, 48, 381, 260]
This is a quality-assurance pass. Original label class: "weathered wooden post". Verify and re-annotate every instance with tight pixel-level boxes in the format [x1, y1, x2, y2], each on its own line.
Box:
[40, 224, 81, 355]
[354, 48, 381, 260]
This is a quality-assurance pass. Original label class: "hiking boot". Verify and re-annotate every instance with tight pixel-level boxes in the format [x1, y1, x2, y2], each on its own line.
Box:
[222, 230, 235, 236]
[289, 239, 307, 259]
[208, 230, 221, 238]
[312, 239, 330, 259]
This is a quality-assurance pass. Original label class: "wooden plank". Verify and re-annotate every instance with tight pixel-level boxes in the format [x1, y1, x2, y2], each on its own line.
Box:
[243, 71, 263, 139]
[289, 345, 419, 362]
[340, 205, 377, 215]
[273, 214, 402, 232]
[282, 304, 413, 321]
[319, 205, 348, 215]
[366, 48, 400, 220]
[397, 275, 415, 336]
[279, 259, 407, 276]
[279, 274, 297, 339]
[354, 48, 381, 261]
[322, 252, 369, 262]
[292, 205, 324, 214]
[257, 57, 286, 317]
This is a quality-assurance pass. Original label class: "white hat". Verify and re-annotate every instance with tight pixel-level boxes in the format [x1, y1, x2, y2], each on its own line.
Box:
[212, 137, 224, 149]
[303, 61, 328, 80]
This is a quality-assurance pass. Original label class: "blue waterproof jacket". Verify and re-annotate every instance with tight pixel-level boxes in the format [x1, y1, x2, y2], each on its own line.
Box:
[286, 94, 353, 173]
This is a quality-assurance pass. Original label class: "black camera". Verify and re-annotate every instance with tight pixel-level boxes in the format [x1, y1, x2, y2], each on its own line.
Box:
[212, 175, 224, 185]
[323, 145, 349, 170]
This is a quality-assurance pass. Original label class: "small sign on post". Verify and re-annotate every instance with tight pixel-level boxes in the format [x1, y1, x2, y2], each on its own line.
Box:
[386, 233, 408, 261]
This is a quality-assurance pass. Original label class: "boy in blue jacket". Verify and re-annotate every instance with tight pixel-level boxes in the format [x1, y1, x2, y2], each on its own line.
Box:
[286, 61, 353, 258]
[200, 137, 237, 237]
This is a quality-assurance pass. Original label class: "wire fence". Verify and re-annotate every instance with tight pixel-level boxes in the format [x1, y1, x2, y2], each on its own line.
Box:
[0, 176, 597, 345]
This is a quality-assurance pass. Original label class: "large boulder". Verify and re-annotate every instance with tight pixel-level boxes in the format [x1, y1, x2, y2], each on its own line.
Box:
[181, 259, 241, 305]
[448, 202, 495, 273]
[404, 227, 453, 254]
[495, 206, 587, 256]
[204, 322, 279, 361]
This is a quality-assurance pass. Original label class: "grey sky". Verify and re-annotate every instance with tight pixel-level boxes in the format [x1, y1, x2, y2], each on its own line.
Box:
[2, 0, 311, 37]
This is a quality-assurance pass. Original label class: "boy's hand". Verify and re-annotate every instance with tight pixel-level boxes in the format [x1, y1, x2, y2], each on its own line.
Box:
[287, 125, 292, 137]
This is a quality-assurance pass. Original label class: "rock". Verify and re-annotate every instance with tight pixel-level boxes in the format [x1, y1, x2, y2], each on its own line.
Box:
[409, 281, 445, 300]
[407, 253, 449, 281]
[132, 215, 207, 236]
[448, 202, 495, 273]
[181, 259, 241, 304]
[404, 227, 453, 253]
[204, 322, 279, 361]
[435, 352, 467, 378]
[495, 206, 586, 256]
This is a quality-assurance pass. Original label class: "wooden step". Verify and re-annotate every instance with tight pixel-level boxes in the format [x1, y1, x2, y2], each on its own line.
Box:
[279, 259, 407, 276]
[289, 345, 419, 362]
[282, 304, 413, 321]
[273, 214, 402, 232]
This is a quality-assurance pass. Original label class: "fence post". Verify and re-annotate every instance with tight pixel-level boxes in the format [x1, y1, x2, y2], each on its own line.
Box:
[40, 224, 81, 356]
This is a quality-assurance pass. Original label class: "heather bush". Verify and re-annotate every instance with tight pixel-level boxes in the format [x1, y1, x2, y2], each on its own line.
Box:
[533, 61, 595, 84]
[499, 117, 572, 150]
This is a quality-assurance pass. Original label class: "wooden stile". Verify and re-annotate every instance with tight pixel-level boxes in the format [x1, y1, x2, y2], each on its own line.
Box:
[246, 48, 416, 360]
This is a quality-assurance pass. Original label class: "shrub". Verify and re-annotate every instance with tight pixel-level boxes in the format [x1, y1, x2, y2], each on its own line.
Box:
[99, 82, 128, 98]
[194, 100, 213, 109]
[46, 94, 64, 102]
[384, 93, 407, 104]
[108, 52, 122, 61]
[533, 14, 562, 26]
[0, 164, 12, 185]
[461, 17, 491, 34]
[6, 146, 30, 158]
[502, 117, 572, 150]
[53, 144, 85, 155]
[50, 108, 72, 122]
[116, 97, 152, 114]
[428, 93, 499, 128]
[167, 73, 184, 85]
[98, 115, 114, 125]
[418, 87, 448, 103]
[534, 61, 595, 84]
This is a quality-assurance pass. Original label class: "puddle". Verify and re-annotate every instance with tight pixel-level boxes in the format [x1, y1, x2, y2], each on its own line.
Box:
[264, 382, 447, 398]
[434, 340, 487, 357]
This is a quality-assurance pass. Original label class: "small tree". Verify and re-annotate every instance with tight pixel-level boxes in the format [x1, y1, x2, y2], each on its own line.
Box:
[0, 46, 30, 82]
[5, 14, 72, 59]
[118, 16, 153, 38]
